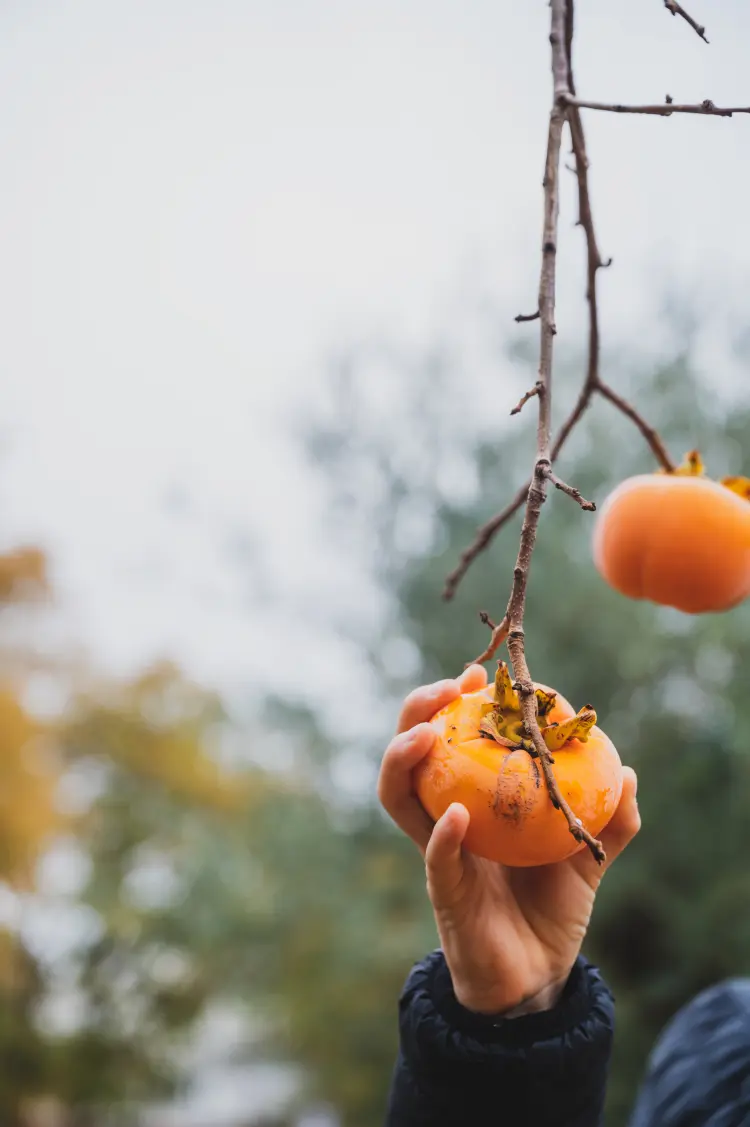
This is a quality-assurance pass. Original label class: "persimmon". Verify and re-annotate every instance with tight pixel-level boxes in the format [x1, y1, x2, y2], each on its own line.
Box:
[593, 451, 750, 614]
[414, 662, 623, 867]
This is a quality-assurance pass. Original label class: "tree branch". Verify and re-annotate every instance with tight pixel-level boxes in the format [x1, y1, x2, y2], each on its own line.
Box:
[663, 0, 708, 43]
[481, 0, 604, 863]
[510, 382, 543, 416]
[567, 96, 747, 118]
[566, 66, 677, 475]
[596, 383, 675, 471]
[469, 614, 509, 666]
[448, 0, 729, 862]
[442, 8, 681, 603]
[443, 483, 529, 602]
[548, 471, 596, 510]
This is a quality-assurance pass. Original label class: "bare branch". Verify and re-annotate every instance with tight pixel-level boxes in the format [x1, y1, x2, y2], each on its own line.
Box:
[445, 0, 681, 599]
[548, 471, 596, 510]
[663, 0, 708, 43]
[565, 26, 678, 477]
[597, 382, 676, 472]
[496, 0, 604, 863]
[442, 483, 528, 601]
[510, 382, 543, 416]
[534, 731, 606, 862]
[446, 0, 716, 862]
[514, 310, 541, 323]
[442, 382, 600, 602]
[467, 615, 509, 667]
[567, 96, 746, 118]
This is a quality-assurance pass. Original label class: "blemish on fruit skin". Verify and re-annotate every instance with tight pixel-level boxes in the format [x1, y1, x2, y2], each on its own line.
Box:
[492, 759, 535, 826]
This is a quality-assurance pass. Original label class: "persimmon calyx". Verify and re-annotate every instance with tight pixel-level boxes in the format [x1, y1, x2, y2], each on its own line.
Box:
[672, 449, 705, 476]
[541, 708, 596, 751]
[478, 662, 596, 754]
[721, 475, 750, 500]
[493, 660, 520, 712]
[658, 449, 750, 501]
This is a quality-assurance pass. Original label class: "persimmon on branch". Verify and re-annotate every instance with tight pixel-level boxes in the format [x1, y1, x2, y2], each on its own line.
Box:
[445, 0, 733, 862]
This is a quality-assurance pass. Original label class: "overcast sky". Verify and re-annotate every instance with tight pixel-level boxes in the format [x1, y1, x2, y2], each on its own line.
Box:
[0, 0, 748, 706]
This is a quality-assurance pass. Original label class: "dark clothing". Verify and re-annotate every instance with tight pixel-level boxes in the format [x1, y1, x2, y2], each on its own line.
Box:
[385, 950, 614, 1127]
[630, 979, 750, 1127]
[387, 951, 750, 1127]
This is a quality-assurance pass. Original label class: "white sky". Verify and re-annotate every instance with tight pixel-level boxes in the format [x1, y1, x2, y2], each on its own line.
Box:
[0, 0, 748, 704]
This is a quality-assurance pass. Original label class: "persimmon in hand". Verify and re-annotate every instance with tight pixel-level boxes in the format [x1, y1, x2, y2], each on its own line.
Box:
[414, 663, 623, 868]
[593, 451, 750, 615]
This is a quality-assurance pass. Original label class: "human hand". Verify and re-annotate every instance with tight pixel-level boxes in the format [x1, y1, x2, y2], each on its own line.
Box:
[377, 665, 640, 1016]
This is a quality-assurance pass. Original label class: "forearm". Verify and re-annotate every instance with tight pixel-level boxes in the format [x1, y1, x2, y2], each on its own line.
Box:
[385, 951, 614, 1127]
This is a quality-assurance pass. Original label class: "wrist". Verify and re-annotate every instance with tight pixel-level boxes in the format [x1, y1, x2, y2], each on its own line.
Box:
[453, 971, 570, 1018]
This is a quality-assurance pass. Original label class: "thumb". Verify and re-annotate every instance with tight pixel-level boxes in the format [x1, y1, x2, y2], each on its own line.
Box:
[425, 803, 470, 908]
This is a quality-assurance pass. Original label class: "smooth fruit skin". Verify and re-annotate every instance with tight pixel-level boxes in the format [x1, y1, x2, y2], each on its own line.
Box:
[414, 684, 623, 868]
[593, 474, 750, 614]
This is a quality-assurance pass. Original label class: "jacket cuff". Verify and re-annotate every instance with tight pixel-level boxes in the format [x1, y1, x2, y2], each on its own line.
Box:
[398, 949, 614, 1098]
[430, 952, 594, 1047]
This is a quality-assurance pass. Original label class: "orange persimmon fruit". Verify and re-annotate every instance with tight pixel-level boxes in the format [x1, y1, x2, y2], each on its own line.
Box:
[414, 662, 623, 867]
[593, 450, 750, 614]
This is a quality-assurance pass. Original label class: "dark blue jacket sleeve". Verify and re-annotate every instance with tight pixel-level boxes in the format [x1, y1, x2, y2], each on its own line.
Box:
[385, 951, 614, 1127]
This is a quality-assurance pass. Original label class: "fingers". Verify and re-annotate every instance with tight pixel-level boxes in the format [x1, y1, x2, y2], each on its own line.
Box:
[384, 667, 487, 854]
[458, 664, 487, 694]
[425, 802, 470, 907]
[378, 724, 437, 853]
[397, 679, 461, 734]
[573, 766, 640, 883]
[599, 767, 640, 868]
[397, 666, 487, 734]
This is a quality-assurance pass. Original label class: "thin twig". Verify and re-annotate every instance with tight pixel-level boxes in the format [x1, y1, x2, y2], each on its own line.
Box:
[663, 0, 708, 43]
[548, 471, 596, 510]
[564, 18, 677, 479]
[535, 737, 605, 863]
[443, 483, 529, 601]
[441, 393, 600, 601]
[565, 20, 606, 406]
[510, 382, 542, 416]
[468, 615, 509, 666]
[567, 96, 746, 117]
[514, 310, 541, 323]
[597, 382, 675, 471]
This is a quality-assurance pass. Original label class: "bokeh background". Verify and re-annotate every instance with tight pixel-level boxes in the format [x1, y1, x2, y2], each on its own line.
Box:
[1, 1, 749, 1124]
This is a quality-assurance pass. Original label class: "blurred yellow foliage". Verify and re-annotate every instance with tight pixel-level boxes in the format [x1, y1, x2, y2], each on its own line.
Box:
[63, 663, 248, 813]
[0, 548, 48, 604]
[0, 540, 254, 1121]
[0, 547, 60, 889]
[0, 544, 247, 902]
[0, 690, 60, 889]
